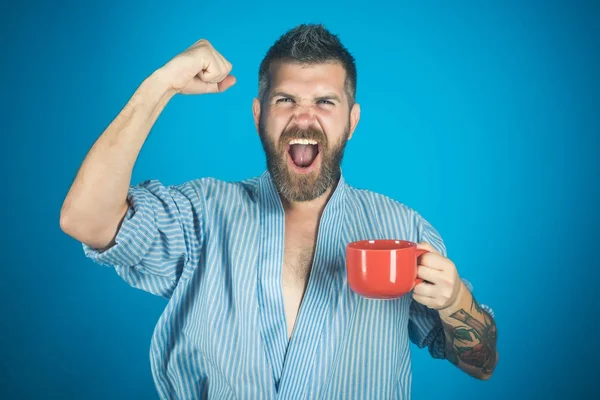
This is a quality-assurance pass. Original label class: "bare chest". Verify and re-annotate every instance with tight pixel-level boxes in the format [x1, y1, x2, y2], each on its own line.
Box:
[281, 219, 319, 338]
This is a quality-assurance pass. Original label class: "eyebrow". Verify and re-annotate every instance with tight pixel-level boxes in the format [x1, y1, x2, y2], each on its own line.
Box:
[271, 91, 342, 103]
[316, 93, 342, 103]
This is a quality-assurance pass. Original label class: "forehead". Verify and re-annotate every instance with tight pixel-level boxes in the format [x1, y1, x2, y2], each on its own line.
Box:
[268, 62, 347, 96]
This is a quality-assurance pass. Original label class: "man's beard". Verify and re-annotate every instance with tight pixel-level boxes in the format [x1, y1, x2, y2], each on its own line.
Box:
[258, 120, 350, 202]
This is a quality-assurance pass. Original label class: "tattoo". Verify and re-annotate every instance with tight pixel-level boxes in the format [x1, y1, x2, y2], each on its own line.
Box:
[470, 297, 483, 315]
[444, 297, 497, 375]
[442, 321, 460, 366]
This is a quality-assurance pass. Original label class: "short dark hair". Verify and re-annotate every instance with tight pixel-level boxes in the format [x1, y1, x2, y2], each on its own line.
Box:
[258, 24, 357, 105]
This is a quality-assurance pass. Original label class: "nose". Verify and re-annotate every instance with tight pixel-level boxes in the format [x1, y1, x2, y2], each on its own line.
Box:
[292, 103, 316, 129]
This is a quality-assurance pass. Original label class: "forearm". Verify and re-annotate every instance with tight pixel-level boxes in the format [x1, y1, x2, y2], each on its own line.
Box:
[438, 281, 498, 379]
[60, 70, 176, 248]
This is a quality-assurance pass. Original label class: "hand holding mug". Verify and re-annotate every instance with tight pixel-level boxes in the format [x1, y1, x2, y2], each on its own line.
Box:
[346, 239, 463, 310]
[412, 242, 462, 310]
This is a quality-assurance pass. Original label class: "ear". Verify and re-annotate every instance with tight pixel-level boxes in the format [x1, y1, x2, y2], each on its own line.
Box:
[347, 103, 361, 140]
[252, 98, 261, 133]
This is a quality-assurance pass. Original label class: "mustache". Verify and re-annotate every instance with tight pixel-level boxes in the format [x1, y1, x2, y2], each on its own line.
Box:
[279, 125, 328, 147]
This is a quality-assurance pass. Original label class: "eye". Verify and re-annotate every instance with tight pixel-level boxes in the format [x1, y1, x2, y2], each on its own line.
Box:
[276, 97, 294, 103]
[318, 99, 335, 105]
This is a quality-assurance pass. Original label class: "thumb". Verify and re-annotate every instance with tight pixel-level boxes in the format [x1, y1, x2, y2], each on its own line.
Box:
[216, 74, 236, 92]
[182, 74, 236, 95]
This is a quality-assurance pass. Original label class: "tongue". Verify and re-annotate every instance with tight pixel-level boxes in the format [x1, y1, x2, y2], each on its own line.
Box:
[289, 144, 318, 168]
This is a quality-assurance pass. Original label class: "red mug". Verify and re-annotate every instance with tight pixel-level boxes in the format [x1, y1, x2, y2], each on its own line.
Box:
[346, 240, 429, 299]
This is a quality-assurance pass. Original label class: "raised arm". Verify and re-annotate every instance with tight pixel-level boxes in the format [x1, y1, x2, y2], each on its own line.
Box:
[60, 39, 235, 249]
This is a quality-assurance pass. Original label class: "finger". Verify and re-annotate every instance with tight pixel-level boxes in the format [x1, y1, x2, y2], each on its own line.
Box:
[179, 76, 215, 94]
[201, 61, 227, 84]
[194, 74, 236, 94]
[202, 83, 220, 94]
[200, 51, 229, 84]
[418, 252, 446, 271]
[217, 74, 236, 92]
[212, 54, 231, 78]
[216, 52, 233, 74]
[416, 264, 444, 284]
[412, 293, 434, 308]
[412, 281, 435, 298]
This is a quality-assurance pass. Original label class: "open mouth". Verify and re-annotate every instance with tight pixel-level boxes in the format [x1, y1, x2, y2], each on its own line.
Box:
[286, 138, 321, 172]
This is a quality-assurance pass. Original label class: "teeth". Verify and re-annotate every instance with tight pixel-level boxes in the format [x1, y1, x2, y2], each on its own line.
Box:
[289, 138, 318, 145]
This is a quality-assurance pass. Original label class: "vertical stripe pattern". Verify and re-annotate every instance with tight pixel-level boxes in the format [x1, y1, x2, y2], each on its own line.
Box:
[82, 171, 493, 399]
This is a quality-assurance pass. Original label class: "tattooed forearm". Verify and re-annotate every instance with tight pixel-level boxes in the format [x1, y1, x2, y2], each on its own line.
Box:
[441, 295, 498, 378]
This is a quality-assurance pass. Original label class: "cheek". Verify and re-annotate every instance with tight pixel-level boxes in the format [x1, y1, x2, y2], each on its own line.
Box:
[260, 119, 285, 147]
[322, 116, 349, 140]
[318, 107, 346, 124]
[263, 111, 290, 133]
[269, 107, 294, 126]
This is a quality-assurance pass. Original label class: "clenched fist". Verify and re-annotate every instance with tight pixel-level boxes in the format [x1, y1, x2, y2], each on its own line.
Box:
[159, 39, 236, 95]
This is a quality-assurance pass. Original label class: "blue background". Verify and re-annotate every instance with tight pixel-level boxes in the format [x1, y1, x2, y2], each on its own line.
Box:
[2, 0, 599, 398]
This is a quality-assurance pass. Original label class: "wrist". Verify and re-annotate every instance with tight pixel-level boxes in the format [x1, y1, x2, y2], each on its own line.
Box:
[144, 68, 178, 99]
[438, 280, 468, 318]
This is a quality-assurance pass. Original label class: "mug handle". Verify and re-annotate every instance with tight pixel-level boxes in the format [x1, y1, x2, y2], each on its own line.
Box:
[414, 249, 429, 286]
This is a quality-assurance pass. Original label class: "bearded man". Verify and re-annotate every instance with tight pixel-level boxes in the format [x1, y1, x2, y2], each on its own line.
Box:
[60, 24, 498, 400]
